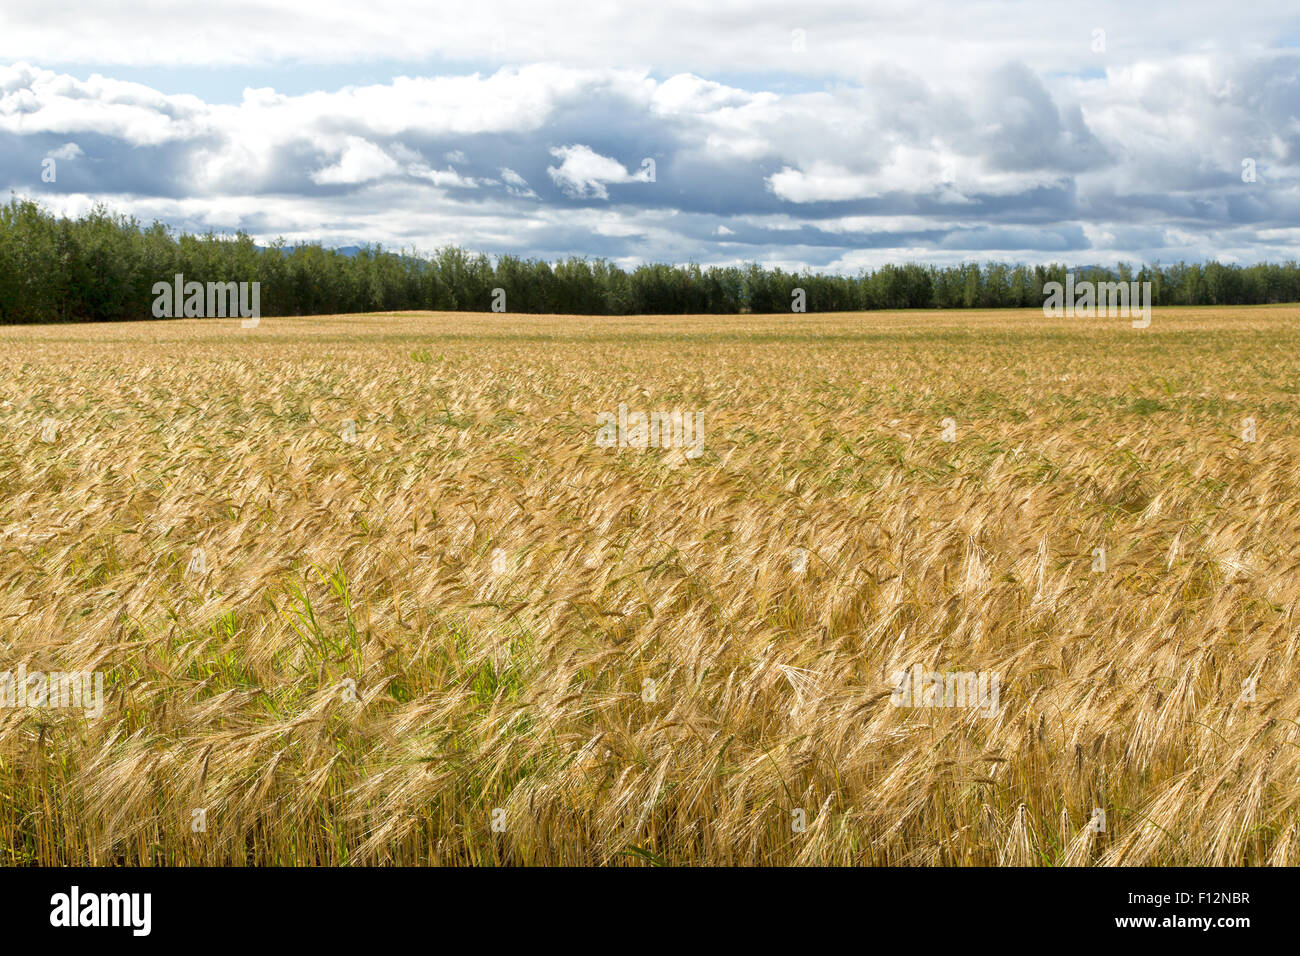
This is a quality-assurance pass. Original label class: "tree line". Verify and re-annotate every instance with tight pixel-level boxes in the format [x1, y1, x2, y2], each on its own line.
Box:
[3, 196, 1299, 323]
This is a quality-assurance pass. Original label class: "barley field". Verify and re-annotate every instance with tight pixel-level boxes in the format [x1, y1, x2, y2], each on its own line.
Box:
[1, 306, 1298, 866]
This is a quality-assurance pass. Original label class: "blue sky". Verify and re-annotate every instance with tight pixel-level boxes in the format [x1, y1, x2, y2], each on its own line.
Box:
[3, 0, 1299, 272]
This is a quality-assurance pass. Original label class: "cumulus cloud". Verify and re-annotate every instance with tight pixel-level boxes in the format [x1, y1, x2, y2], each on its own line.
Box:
[1, 2, 1299, 270]
[499, 167, 538, 199]
[311, 136, 400, 184]
[547, 145, 653, 199]
[409, 165, 479, 188]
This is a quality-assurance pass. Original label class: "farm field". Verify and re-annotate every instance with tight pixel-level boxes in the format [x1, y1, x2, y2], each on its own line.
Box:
[1, 306, 1298, 865]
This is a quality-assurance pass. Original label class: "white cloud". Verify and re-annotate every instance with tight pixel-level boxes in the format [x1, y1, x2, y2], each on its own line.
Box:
[409, 164, 479, 188]
[546, 144, 652, 199]
[311, 136, 400, 185]
[767, 163, 880, 203]
[3, 0, 1296, 88]
[499, 167, 538, 198]
[3, 8, 1300, 271]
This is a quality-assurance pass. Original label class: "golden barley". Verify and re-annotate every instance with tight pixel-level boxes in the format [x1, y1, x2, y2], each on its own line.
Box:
[0, 305, 1296, 865]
